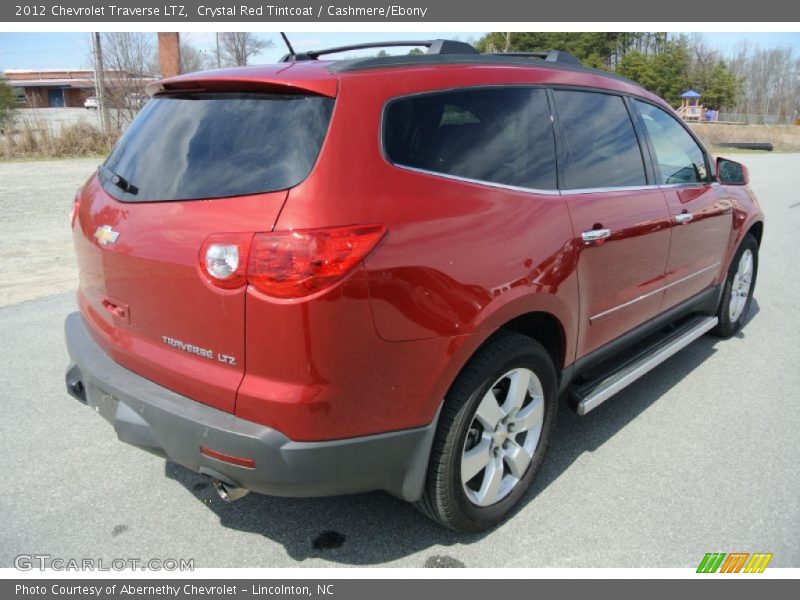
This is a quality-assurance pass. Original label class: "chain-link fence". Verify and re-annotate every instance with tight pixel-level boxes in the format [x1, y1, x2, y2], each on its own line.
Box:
[716, 113, 797, 125]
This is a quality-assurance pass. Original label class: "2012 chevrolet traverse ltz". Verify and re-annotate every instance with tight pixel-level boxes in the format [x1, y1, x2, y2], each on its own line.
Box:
[65, 40, 763, 531]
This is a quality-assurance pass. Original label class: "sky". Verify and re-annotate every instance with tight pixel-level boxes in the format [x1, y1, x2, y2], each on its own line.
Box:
[1, 31, 799, 71]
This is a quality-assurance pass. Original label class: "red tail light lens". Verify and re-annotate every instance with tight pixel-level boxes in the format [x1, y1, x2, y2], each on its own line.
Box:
[249, 224, 386, 299]
[198, 232, 253, 289]
[199, 446, 256, 469]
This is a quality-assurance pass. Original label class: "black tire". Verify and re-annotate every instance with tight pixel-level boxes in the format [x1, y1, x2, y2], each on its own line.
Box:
[415, 331, 558, 531]
[711, 233, 759, 338]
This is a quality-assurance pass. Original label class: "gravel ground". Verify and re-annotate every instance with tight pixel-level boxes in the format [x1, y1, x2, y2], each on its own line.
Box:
[0, 154, 798, 568]
[0, 158, 99, 307]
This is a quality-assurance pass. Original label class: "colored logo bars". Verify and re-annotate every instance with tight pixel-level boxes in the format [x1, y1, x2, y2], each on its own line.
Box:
[697, 552, 773, 573]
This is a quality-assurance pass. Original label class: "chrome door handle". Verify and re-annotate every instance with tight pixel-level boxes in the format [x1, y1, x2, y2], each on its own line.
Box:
[675, 213, 694, 224]
[581, 229, 611, 242]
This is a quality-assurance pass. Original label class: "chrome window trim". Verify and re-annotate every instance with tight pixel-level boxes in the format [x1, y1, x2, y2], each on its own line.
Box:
[391, 163, 562, 196]
[562, 184, 658, 195]
[561, 181, 718, 195]
[590, 261, 721, 322]
[392, 165, 717, 197]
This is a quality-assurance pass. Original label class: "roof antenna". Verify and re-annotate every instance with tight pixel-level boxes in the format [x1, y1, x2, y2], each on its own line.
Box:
[280, 32, 296, 60]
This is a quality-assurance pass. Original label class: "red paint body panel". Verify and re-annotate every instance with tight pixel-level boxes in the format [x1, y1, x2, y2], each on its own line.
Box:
[148, 61, 339, 98]
[715, 184, 764, 279]
[73, 174, 287, 413]
[660, 184, 734, 309]
[563, 189, 672, 357]
[235, 268, 487, 440]
[73, 60, 765, 443]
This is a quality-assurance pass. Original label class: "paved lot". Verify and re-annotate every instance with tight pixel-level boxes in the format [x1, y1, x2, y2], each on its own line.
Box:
[0, 155, 798, 568]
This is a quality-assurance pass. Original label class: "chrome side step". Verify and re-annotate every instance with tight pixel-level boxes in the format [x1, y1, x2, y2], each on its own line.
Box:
[572, 315, 718, 416]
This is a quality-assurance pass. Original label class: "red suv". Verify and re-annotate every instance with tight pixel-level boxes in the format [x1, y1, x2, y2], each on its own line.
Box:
[65, 40, 763, 531]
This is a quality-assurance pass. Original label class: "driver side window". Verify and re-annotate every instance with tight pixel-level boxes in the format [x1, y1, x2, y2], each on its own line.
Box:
[635, 100, 708, 185]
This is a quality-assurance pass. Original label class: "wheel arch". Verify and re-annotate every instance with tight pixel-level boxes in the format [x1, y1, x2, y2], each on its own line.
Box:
[498, 311, 566, 372]
[747, 220, 764, 246]
[435, 309, 568, 409]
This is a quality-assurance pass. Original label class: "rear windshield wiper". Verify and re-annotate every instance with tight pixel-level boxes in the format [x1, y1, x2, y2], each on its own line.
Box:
[103, 166, 139, 195]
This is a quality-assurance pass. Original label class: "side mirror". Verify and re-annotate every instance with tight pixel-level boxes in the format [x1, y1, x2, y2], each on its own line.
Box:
[717, 157, 749, 185]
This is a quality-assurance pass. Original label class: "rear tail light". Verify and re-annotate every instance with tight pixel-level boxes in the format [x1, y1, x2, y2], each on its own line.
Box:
[249, 224, 386, 299]
[198, 233, 253, 289]
[198, 225, 386, 298]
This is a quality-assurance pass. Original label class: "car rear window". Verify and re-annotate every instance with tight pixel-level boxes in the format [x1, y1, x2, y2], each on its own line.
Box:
[100, 92, 334, 202]
[383, 87, 557, 191]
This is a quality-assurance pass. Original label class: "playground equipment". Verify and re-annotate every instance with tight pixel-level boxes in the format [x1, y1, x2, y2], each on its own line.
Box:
[677, 90, 704, 121]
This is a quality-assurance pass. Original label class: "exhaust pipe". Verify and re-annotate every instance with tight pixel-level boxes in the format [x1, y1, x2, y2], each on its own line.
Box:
[211, 478, 250, 502]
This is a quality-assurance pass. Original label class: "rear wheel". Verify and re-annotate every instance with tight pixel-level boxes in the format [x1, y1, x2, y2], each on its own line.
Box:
[712, 234, 759, 338]
[416, 332, 557, 531]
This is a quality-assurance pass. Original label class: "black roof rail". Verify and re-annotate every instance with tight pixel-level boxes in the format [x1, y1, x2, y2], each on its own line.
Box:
[326, 53, 640, 89]
[280, 38, 478, 62]
[487, 50, 582, 65]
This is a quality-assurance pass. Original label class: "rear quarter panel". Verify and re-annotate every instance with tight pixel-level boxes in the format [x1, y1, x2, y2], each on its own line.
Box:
[276, 65, 584, 355]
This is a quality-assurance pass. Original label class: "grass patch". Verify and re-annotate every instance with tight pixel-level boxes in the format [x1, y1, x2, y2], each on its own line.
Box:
[0, 114, 119, 159]
[690, 123, 800, 152]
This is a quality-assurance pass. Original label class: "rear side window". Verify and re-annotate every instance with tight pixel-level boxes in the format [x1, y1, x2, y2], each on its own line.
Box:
[634, 100, 708, 184]
[100, 93, 334, 202]
[383, 88, 557, 191]
[554, 90, 646, 190]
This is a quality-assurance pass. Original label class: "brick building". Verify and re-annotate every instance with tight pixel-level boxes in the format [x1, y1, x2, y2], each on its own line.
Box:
[3, 69, 150, 108]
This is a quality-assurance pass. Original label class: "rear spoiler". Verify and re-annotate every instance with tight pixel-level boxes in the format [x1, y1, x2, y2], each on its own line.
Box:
[145, 64, 338, 98]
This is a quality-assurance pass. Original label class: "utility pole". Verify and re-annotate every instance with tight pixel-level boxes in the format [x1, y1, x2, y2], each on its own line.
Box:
[91, 32, 109, 134]
[215, 33, 221, 68]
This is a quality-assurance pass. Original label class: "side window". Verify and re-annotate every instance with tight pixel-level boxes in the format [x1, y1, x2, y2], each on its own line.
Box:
[554, 90, 647, 189]
[635, 100, 708, 184]
[383, 87, 557, 190]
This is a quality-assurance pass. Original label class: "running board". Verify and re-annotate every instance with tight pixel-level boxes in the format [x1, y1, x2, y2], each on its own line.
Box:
[571, 315, 718, 416]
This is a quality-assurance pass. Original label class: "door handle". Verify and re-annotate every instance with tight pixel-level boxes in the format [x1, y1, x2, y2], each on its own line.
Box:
[675, 212, 694, 224]
[581, 228, 612, 243]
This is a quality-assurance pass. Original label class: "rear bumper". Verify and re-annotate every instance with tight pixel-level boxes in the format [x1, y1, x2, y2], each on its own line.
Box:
[64, 312, 437, 501]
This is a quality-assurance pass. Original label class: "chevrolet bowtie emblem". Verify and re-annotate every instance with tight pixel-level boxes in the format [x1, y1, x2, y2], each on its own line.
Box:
[94, 225, 120, 246]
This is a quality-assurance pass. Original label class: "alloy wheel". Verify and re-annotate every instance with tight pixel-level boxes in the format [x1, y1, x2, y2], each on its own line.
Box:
[460, 367, 545, 507]
[729, 248, 754, 323]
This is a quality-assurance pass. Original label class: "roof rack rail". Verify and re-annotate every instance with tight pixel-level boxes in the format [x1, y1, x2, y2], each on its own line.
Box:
[280, 39, 478, 62]
[487, 51, 582, 65]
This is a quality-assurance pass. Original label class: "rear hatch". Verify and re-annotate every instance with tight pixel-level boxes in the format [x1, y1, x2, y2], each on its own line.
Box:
[73, 82, 335, 413]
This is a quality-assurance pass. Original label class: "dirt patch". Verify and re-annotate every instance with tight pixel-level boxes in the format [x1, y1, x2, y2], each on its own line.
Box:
[0, 158, 99, 307]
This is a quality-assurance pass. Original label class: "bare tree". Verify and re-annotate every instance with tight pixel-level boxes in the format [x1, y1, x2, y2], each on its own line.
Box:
[180, 40, 213, 74]
[218, 33, 272, 66]
[727, 42, 800, 121]
[95, 33, 157, 130]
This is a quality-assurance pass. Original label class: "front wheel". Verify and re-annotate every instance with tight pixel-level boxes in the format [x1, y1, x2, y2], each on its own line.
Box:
[712, 233, 759, 338]
[416, 332, 557, 531]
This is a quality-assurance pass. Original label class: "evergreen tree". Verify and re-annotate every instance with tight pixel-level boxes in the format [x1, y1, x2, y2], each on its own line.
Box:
[475, 32, 739, 110]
